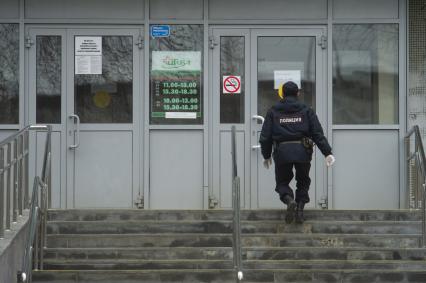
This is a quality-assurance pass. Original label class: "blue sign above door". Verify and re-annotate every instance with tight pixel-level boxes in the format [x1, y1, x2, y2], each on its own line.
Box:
[150, 25, 170, 38]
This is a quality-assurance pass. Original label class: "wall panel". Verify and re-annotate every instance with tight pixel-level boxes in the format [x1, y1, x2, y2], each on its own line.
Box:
[408, 0, 426, 141]
[0, 0, 19, 19]
[150, 0, 203, 20]
[332, 130, 399, 209]
[209, 0, 327, 20]
[150, 130, 203, 209]
[74, 131, 133, 208]
[333, 0, 399, 19]
[25, 0, 145, 20]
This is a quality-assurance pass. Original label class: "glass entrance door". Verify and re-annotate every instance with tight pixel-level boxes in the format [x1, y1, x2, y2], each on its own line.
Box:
[27, 27, 142, 208]
[211, 27, 327, 209]
[251, 29, 326, 209]
[67, 29, 141, 208]
[211, 29, 250, 209]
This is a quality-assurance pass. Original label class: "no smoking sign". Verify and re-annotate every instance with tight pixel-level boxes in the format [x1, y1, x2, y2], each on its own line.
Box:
[223, 76, 241, 94]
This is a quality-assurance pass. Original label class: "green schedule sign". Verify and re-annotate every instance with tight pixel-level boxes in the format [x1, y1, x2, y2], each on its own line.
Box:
[151, 51, 202, 121]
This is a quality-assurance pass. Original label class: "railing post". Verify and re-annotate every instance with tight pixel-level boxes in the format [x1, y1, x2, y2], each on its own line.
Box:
[40, 183, 46, 270]
[231, 125, 243, 281]
[47, 128, 52, 208]
[0, 147, 4, 238]
[6, 143, 11, 230]
[13, 138, 18, 223]
[405, 136, 412, 209]
[34, 207, 40, 271]
[423, 180, 426, 247]
[414, 155, 419, 209]
[18, 135, 23, 216]
[24, 131, 29, 209]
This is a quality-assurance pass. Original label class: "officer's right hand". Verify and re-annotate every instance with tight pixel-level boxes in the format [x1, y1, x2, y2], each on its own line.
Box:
[263, 158, 272, 169]
[325, 155, 335, 167]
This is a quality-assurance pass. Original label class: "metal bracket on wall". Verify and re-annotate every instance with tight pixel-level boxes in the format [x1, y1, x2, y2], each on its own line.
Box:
[318, 197, 328, 209]
[134, 194, 144, 209]
[25, 36, 34, 49]
[135, 35, 144, 50]
[209, 195, 219, 209]
[318, 35, 327, 50]
[209, 36, 218, 49]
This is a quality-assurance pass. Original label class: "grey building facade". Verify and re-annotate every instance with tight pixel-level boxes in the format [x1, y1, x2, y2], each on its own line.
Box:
[0, 0, 421, 210]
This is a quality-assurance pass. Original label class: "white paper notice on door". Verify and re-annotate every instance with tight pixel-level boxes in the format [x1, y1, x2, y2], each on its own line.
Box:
[75, 36, 102, 75]
[274, 70, 301, 89]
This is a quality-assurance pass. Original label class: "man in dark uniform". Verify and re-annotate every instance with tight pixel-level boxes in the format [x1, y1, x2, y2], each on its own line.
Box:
[259, 81, 335, 224]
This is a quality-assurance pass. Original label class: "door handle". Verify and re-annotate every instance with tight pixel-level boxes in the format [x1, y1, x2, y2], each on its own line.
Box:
[69, 114, 80, 149]
[252, 115, 265, 124]
[252, 115, 265, 149]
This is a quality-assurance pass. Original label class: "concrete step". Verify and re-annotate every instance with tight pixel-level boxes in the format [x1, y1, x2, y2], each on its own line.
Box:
[46, 233, 421, 249]
[42, 259, 426, 271]
[32, 270, 236, 283]
[46, 233, 233, 248]
[37, 209, 426, 283]
[32, 269, 426, 283]
[43, 247, 426, 261]
[245, 247, 426, 261]
[46, 220, 421, 235]
[243, 259, 426, 270]
[43, 259, 234, 270]
[242, 233, 421, 249]
[47, 209, 422, 222]
[44, 247, 234, 261]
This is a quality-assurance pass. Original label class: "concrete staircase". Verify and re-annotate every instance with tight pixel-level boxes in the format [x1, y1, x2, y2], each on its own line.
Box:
[32, 209, 426, 283]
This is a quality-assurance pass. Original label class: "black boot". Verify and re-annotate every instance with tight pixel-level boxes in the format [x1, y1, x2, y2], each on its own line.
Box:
[295, 202, 305, 224]
[282, 195, 297, 224]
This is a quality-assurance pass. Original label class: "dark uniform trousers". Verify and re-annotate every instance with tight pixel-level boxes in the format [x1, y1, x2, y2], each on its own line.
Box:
[275, 162, 311, 204]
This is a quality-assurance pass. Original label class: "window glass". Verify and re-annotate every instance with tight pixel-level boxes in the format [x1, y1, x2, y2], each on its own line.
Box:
[333, 24, 399, 125]
[150, 25, 203, 125]
[37, 36, 61, 123]
[75, 36, 133, 123]
[258, 36, 316, 118]
[0, 24, 19, 124]
[220, 36, 245, 124]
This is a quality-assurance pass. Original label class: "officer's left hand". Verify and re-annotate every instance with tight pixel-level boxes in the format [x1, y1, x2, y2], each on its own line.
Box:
[263, 158, 272, 169]
[325, 155, 335, 167]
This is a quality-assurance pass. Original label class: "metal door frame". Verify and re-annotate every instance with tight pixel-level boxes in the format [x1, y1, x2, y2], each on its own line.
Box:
[210, 28, 251, 209]
[66, 27, 142, 208]
[26, 27, 68, 208]
[210, 25, 329, 209]
[26, 25, 144, 208]
[250, 27, 328, 209]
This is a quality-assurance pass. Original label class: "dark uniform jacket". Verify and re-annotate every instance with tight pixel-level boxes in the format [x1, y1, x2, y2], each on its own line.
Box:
[259, 96, 332, 164]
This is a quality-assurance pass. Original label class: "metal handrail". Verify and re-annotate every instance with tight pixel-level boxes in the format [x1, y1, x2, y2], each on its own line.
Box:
[405, 125, 426, 247]
[0, 125, 53, 283]
[231, 125, 243, 281]
[0, 127, 29, 238]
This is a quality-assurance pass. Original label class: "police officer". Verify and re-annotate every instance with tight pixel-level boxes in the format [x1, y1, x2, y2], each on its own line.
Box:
[259, 81, 335, 224]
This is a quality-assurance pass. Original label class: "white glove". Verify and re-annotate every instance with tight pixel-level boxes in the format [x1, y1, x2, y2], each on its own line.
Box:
[325, 155, 335, 167]
[263, 158, 272, 169]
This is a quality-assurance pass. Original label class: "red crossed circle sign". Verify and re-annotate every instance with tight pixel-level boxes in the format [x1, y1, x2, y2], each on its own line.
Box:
[223, 76, 241, 94]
